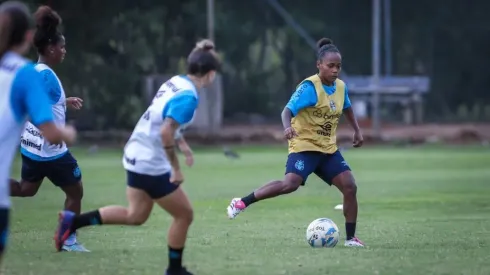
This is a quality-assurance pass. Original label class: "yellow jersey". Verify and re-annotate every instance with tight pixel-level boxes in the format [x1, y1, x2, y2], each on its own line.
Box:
[288, 74, 345, 154]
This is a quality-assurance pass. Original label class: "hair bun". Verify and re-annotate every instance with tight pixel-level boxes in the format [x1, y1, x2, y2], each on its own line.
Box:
[34, 6, 61, 31]
[195, 39, 215, 51]
[317, 38, 333, 49]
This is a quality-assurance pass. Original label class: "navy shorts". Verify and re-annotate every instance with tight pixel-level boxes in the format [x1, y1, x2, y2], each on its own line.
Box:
[126, 170, 179, 199]
[285, 150, 351, 185]
[21, 151, 82, 187]
[0, 208, 9, 254]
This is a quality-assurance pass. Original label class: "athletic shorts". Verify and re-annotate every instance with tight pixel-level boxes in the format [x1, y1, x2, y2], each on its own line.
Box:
[0, 208, 9, 254]
[285, 150, 351, 185]
[21, 151, 82, 187]
[126, 170, 179, 199]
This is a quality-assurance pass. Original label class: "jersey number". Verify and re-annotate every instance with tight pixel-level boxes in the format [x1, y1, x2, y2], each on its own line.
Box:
[142, 110, 150, 120]
[141, 80, 178, 121]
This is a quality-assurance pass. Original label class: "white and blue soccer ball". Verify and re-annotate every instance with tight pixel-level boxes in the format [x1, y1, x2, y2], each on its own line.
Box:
[306, 218, 340, 248]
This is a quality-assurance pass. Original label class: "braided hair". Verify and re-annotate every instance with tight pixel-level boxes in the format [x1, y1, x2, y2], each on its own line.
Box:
[316, 38, 340, 61]
[33, 6, 62, 54]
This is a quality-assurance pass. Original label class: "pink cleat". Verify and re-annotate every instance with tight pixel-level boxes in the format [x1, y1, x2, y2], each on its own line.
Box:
[344, 237, 365, 247]
[226, 198, 246, 219]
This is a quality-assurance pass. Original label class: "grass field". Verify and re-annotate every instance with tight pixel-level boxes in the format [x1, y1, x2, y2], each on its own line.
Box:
[4, 145, 490, 275]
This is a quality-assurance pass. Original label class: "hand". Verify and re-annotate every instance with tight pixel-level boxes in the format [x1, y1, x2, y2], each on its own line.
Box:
[353, 130, 364, 148]
[184, 151, 194, 167]
[284, 127, 298, 140]
[62, 124, 77, 146]
[66, 97, 83, 110]
[170, 169, 184, 185]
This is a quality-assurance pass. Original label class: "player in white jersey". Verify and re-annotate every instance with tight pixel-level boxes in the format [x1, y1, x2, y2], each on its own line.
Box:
[8, 5, 88, 253]
[54, 39, 220, 275]
[0, 1, 76, 264]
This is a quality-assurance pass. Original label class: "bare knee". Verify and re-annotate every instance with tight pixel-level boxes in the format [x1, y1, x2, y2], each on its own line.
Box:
[63, 183, 84, 201]
[19, 181, 40, 197]
[342, 179, 357, 198]
[283, 174, 302, 193]
[21, 189, 37, 197]
[126, 214, 148, 226]
[175, 206, 193, 226]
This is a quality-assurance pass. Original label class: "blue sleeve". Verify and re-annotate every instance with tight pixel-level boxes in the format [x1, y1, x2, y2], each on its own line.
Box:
[286, 81, 318, 116]
[343, 84, 352, 110]
[39, 69, 62, 104]
[10, 64, 54, 126]
[162, 90, 198, 125]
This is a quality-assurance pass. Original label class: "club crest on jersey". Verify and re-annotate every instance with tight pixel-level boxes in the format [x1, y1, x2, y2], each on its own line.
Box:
[329, 100, 336, 112]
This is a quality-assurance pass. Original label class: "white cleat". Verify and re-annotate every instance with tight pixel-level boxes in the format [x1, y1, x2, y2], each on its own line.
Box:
[227, 198, 246, 219]
[344, 237, 365, 247]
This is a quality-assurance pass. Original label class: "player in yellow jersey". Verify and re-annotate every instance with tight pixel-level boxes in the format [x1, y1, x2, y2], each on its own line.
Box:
[227, 38, 365, 247]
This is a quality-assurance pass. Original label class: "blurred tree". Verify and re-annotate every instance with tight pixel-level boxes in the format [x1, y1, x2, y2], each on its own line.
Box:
[17, 0, 490, 129]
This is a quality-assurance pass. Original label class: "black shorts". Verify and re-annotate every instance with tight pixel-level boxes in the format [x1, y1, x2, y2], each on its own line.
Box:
[21, 151, 82, 187]
[126, 170, 179, 199]
[285, 150, 351, 185]
[0, 208, 9, 254]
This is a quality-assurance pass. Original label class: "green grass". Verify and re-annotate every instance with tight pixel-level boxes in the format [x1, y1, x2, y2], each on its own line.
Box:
[4, 145, 490, 275]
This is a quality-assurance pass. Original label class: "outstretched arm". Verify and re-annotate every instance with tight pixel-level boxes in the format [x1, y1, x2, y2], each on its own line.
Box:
[342, 85, 363, 147]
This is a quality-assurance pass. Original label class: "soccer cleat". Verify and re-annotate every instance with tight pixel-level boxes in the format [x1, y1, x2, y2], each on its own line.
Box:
[344, 237, 365, 247]
[54, 210, 75, 252]
[62, 243, 90, 252]
[227, 198, 246, 219]
[165, 267, 194, 275]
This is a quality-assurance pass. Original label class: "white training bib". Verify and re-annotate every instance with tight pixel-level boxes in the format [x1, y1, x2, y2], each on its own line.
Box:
[123, 75, 198, 176]
[20, 64, 67, 160]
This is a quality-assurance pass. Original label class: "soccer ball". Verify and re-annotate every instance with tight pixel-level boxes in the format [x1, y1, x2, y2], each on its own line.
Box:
[306, 218, 340, 248]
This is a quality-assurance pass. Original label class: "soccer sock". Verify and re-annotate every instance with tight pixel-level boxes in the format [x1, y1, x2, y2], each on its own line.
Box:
[64, 232, 77, 245]
[346, 222, 356, 240]
[70, 210, 102, 233]
[168, 246, 184, 270]
[241, 192, 257, 206]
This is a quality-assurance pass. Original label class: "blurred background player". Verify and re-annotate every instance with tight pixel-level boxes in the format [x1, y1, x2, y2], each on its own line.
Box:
[0, 0, 76, 264]
[227, 38, 365, 247]
[54, 39, 220, 275]
[9, 5, 87, 252]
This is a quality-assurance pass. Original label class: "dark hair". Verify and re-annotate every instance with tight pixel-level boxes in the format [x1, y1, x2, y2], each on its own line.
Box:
[33, 6, 62, 54]
[316, 37, 340, 60]
[0, 1, 33, 59]
[186, 39, 220, 77]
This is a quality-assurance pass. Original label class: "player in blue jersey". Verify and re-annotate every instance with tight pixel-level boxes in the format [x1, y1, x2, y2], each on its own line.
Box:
[54, 40, 220, 275]
[8, 5, 88, 252]
[0, 1, 76, 264]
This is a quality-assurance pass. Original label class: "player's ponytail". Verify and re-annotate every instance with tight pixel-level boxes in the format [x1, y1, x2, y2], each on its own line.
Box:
[0, 1, 33, 60]
[0, 11, 12, 59]
[187, 39, 220, 77]
[316, 37, 340, 60]
[33, 5, 62, 54]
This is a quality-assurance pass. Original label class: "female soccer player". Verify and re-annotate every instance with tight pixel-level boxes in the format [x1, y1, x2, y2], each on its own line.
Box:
[9, 6, 87, 252]
[0, 0, 76, 263]
[54, 39, 220, 275]
[227, 38, 365, 247]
